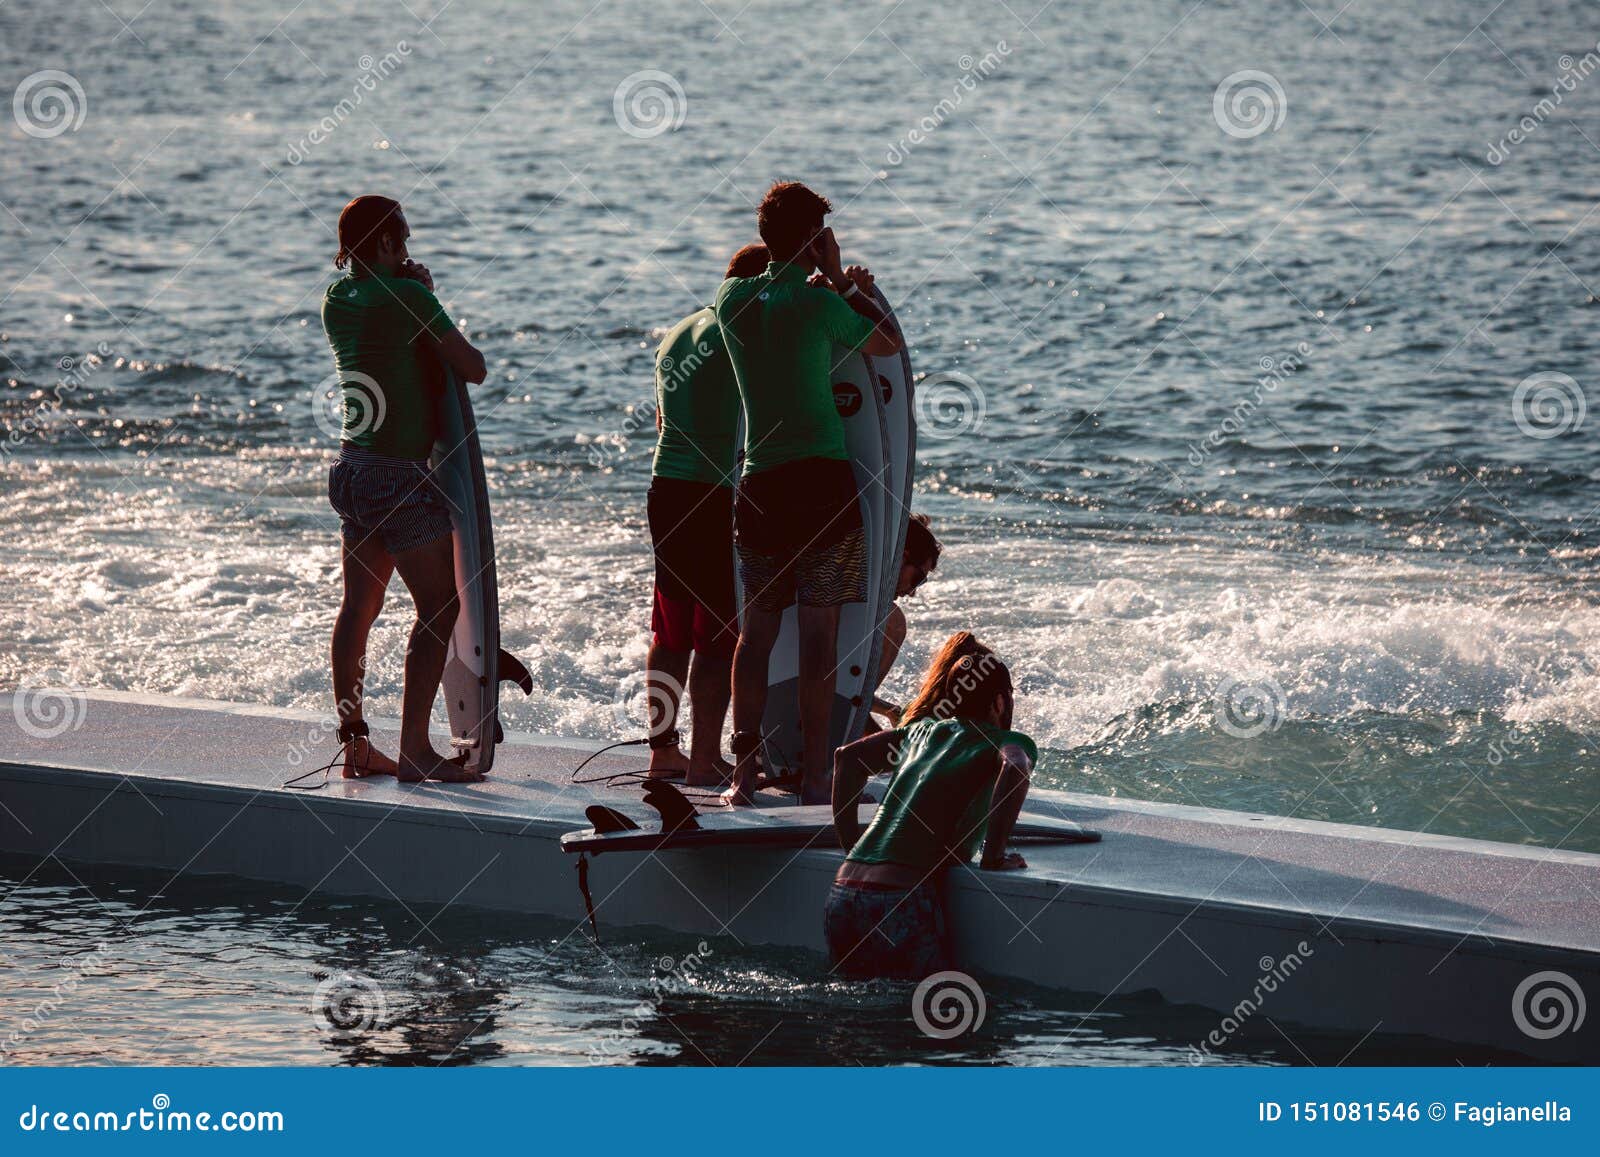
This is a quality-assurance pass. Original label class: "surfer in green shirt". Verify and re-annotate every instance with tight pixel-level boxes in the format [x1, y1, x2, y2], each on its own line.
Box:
[320, 195, 488, 784]
[644, 243, 771, 787]
[716, 181, 903, 806]
[826, 632, 1033, 979]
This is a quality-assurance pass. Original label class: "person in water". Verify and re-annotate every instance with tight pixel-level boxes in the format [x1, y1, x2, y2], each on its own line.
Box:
[826, 632, 1033, 979]
[644, 243, 772, 786]
[321, 194, 488, 783]
[870, 513, 942, 728]
[716, 181, 902, 806]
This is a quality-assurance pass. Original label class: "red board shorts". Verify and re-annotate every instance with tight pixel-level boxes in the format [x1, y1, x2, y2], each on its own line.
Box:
[647, 476, 738, 657]
[735, 457, 867, 614]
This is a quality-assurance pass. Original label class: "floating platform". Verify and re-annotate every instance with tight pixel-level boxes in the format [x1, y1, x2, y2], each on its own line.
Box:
[1, 690, 1596, 1062]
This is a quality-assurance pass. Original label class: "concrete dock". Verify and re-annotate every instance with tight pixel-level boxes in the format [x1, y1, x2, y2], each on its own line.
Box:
[1, 690, 1595, 1062]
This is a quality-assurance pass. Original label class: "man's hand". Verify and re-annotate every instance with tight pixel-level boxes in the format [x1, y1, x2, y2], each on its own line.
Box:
[843, 265, 875, 295]
[399, 260, 434, 292]
[981, 851, 1028, 871]
[807, 271, 831, 288]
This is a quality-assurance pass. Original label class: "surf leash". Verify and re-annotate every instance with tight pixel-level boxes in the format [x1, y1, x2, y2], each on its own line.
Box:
[566, 731, 731, 807]
[282, 720, 384, 790]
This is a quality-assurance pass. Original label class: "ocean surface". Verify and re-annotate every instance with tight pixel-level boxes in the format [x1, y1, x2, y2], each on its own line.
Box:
[2, 0, 1599, 1064]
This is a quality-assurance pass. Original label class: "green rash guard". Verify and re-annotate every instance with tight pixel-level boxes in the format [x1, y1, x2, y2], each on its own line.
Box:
[846, 717, 1040, 872]
[651, 308, 740, 485]
[713, 261, 876, 476]
[321, 272, 456, 460]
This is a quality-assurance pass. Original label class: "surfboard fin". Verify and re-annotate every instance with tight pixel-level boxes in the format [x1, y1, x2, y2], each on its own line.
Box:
[585, 805, 641, 835]
[498, 648, 533, 696]
[641, 781, 701, 833]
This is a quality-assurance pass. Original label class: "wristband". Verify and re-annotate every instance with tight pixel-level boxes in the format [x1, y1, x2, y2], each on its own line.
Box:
[839, 281, 860, 299]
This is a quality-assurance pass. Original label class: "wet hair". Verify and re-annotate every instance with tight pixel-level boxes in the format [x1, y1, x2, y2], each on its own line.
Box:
[900, 631, 1014, 730]
[334, 195, 404, 271]
[725, 242, 770, 279]
[756, 181, 832, 263]
[904, 513, 940, 569]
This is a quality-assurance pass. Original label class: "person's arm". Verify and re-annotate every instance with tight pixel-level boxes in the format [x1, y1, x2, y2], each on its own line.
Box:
[832, 728, 902, 850]
[809, 228, 901, 357]
[398, 261, 488, 384]
[978, 742, 1033, 871]
[432, 326, 488, 384]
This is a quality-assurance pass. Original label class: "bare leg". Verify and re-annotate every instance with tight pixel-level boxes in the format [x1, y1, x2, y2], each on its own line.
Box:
[331, 535, 400, 777]
[724, 605, 782, 805]
[685, 648, 733, 786]
[796, 602, 842, 805]
[390, 534, 477, 783]
[645, 642, 691, 778]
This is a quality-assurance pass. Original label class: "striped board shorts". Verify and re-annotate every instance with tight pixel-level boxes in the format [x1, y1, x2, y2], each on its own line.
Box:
[328, 443, 455, 556]
[737, 526, 868, 613]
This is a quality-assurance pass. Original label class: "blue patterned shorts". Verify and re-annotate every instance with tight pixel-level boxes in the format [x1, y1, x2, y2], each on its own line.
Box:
[328, 445, 454, 556]
[822, 877, 950, 980]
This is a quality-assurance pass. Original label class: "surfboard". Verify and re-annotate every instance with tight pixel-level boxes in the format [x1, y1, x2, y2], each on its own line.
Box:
[430, 362, 530, 775]
[560, 804, 1100, 856]
[748, 290, 915, 781]
[867, 285, 915, 703]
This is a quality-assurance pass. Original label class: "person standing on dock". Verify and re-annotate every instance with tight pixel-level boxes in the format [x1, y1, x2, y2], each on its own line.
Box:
[643, 243, 771, 787]
[716, 181, 903, 806]
[826, 633, 1033, 979]
[320, 194, 489, 784]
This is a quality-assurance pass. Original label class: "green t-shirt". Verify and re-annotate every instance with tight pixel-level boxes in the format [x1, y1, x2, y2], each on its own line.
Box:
[846, 717, 1040, 871]
[652, 308, 740, 485]
[713, 261, 876, 476]
[320, 272, 456, 460]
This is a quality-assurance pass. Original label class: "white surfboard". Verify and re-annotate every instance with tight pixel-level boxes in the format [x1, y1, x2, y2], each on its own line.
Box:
[560, 798, 1099, 856]
[430, 363, 530, 775]
[749, 290, 915, 780]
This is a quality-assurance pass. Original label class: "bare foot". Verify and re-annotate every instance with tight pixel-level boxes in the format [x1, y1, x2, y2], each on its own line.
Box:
[343, 736, 399, 779]
[685, 759, 732, 789]
[720, 780, 758, 807]
[645, 745, 690, 780]
[397, 751, 483, 784]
